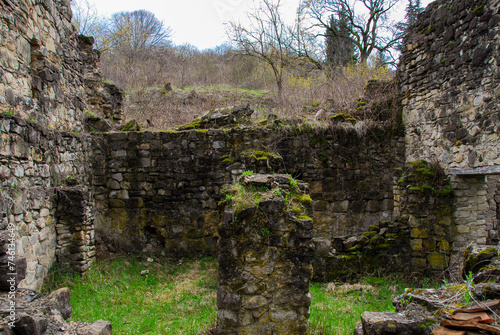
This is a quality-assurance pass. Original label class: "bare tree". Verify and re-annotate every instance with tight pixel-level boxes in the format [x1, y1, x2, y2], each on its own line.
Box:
[108, 10, 173, 64]
[286, 10, 326, 71]
[71, 0, 100, 36]
[301, 0, 401, 64]
[226, 0, 293, 96]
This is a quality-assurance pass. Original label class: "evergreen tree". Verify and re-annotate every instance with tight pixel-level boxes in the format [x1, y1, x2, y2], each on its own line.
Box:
[325, 13, 355, 68]
[394, 0, 424, 52]
[372, 49, 388, 69]
[405, 0, 423, 27]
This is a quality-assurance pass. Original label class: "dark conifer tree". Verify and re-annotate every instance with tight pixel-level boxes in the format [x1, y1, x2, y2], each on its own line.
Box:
[325, 13, 355, 68]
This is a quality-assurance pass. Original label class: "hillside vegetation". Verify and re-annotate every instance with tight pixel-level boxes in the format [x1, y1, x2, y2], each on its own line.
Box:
[103, 54, 393, 131]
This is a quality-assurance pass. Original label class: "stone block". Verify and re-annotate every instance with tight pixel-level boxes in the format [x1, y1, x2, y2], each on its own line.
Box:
[48, 287, 72, 319]
[333, 200, 349, 212]
[438, 239, 451, 252]
[105, 178, 121, 190]
[411, 239, 422, 251]
[411, 228, 428, 239]
[412, 257, 427, 269]
[365, 200, 380, 212]
[13, 313, 47, 335]
[76, 320, 112, 335]
[0, 230, 14, 255]
[360, 312, 422, 335]
[0, 255, 27, 290]
[428, 252, 449, 270]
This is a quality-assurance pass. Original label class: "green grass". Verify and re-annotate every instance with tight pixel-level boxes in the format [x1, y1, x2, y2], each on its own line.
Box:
[179, 84, 270, 97]
[43, 257, 217, 335]
[309, 276, 414, 334]
[43, 257, 428, 335]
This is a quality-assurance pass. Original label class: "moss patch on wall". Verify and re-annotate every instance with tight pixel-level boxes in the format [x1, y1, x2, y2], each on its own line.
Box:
[397, 160, 453, 197]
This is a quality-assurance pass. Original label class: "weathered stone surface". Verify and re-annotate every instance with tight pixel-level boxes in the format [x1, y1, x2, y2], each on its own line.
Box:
[216, 175, 314, 334]
[472, 283, 500, 300]
[360, 312, 424, 335]
[0, 288, 112, 335]
[462, 245, 500, 280]
[0, 255, 27, 290]
[399, 0, 500, 275]
[48, 288, 72, 320]
[394, 160, 454, 274]
[94, 125, 404, 268]
[0, 230, 12, 255]
[176, 104, 254, 130]
[13, 313, 48, 335]
[74, 320, 112, 335]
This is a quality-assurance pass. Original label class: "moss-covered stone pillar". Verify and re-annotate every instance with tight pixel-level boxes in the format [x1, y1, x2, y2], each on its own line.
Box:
[216, 174, 314, 335]
[394, 161, 454, 275]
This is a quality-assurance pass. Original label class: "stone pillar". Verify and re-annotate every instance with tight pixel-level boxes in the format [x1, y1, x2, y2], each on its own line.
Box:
[56, 187, 95, 273]
[217, 174, 314, 335]
[394, 161, 455, 275]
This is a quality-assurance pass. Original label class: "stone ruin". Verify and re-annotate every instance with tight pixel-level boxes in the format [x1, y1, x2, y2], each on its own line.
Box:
[0, 226, 110, 334]
[0, 0, 499, 334]
[217, 174, 314, 334]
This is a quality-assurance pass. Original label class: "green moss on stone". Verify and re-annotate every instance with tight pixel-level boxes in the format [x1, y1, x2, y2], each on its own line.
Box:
[121, 119, 141, 131]
[473, 4, 485, 12]
[181, 120, 204, 130]
[399, 160, 453, 198]
[331, 113, 357, 125]
[299, 194, 313, 206]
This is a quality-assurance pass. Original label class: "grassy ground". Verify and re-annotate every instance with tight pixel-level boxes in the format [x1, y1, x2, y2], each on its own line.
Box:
[43, 257, 217, 335]
[42, 256, 422, 335]
[309, 278, 411, 335]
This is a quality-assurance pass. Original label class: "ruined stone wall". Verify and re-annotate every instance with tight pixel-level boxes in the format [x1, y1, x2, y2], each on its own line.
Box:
[0, 113, 93, 289]
[399, 0, 500, 272]
[1, 0, 85, 131]
[93, 126, 404, 270]
[400, 0, 500, 168]
[0, 0, 122, 131]
[0, 0, 113, 289]
[393, 161, 455, 275]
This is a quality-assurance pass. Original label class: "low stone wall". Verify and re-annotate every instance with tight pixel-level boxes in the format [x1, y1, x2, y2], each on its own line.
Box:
[93, 126, 405, 268]
[55, 186, 95, 273]
[0, 114, 93, 289]
[313, 221, 411, 281]
[217, 174, 313, 334]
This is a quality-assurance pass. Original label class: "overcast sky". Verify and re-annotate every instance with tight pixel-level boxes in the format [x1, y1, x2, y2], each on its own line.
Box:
[79, 0, 435, 51]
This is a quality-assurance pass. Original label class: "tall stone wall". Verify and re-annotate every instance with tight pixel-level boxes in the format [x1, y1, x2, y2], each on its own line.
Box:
[1, 0, 84, 131]
[0, 0, 122, 289]
[0, 0, 123, 131]
[399, 0, 500, 272]
[0, 113, 93, 289]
